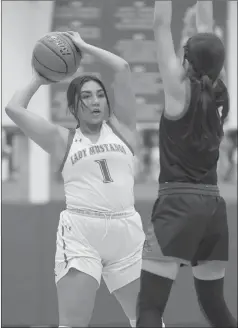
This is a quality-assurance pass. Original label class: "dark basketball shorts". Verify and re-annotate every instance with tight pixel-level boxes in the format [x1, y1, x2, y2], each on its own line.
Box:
[143, 183, 229, 266]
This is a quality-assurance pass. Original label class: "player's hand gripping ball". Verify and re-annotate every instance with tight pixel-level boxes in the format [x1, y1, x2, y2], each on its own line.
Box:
[32, 32, 82, 82]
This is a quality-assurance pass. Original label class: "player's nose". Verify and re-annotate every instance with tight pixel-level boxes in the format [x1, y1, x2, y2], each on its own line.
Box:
[92, 96, 100, 105]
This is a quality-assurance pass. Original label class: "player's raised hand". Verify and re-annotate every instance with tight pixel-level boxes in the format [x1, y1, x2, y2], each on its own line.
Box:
[62, 31, 87, 50]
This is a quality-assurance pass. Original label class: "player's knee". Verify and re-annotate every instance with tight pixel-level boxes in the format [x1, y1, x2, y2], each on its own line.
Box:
[192, 260, 226, 280]
[142, 259, 179, 280]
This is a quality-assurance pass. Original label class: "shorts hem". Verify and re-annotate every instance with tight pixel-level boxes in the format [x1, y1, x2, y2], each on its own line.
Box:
[143, 255, 189, 265]
[143, 255, 229, 267]
[105, 259, 142, 294]
[55, 258, 101, 287]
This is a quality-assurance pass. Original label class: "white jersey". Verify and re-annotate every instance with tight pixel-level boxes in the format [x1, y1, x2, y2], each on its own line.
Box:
[61, 122, 135, 212]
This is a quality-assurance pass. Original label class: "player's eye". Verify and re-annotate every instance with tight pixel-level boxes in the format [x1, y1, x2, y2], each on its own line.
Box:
[81, 93, 91, 99]
[98, 92, 105, 98]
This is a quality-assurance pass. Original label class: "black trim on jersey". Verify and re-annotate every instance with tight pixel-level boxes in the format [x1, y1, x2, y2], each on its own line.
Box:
[106, 121, 134, 155]
[59, 129, 75, 172]
[164, 78, 191, 121]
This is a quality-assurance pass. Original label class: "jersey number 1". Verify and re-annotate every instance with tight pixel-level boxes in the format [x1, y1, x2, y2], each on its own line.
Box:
[95, 159, 113, 183]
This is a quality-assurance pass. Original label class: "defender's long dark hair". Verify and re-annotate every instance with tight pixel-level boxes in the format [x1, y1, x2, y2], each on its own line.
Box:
[67, 75, 111, 127]
[182, 33, 229, 150]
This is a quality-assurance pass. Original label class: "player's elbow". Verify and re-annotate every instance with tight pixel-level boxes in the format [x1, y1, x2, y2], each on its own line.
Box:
[117, 60, 130, 72]
[5, 103, 15, 116]
[5, 98, 19, 113]
[5, 103, 23, 123]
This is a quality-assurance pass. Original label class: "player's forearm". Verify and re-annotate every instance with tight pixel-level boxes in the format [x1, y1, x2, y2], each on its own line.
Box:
[196, 1, 214, 33]
[6, 78, 41, 112]
[5, 79, 42, 134]
[154, 1, 172, 27]
[80, 43, 129, 71]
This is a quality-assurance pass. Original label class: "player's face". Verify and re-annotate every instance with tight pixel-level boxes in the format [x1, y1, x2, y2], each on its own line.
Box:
[78, 80, 108, 125]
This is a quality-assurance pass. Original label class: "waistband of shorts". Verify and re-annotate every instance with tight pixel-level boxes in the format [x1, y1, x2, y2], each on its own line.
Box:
[66, 207, 136, 218]
[158, 182, 220, 196]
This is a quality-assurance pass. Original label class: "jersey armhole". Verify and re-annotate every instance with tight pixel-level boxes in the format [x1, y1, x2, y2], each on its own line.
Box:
[106, 121, 135, 155]
[164, 78, 191, 121]
[59, 129, 75, 172]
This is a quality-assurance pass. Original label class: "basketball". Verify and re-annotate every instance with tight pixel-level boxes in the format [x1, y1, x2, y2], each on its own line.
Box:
[32, 32, 82, 82]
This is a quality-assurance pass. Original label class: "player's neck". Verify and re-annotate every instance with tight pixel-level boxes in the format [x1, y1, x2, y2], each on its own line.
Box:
[79, 122, 102, 136]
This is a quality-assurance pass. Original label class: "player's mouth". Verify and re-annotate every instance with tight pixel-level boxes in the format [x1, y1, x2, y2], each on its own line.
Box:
[92, 108, 101, 115]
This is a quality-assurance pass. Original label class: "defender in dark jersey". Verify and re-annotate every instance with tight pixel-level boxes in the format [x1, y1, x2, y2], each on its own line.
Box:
[136, 1, 237, 327]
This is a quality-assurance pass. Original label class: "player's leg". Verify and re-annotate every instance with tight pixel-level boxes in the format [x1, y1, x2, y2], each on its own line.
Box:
[113, 276, 139, 327]
[113, 275, 165, 328]
[56, 268, 99, 327]
[55, 211, 102, 327]
[137, 190, 210, 327]
[138, 205, 180, 328]
[102, 211, 168, 327]
[192, 196, 237, 327]
[102, 212, 145, 327]
[193, 260, 237, 327]
[137, 260, 179, 327]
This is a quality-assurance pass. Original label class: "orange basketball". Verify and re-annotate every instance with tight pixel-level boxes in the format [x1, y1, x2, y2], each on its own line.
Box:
[32, 32, 81, 82]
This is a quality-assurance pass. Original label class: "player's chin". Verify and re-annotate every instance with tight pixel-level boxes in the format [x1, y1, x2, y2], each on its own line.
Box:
[89, 115, 104, 125]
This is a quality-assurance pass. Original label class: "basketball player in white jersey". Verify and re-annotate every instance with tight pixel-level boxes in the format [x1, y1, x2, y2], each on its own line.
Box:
[5, 31, 145, 327]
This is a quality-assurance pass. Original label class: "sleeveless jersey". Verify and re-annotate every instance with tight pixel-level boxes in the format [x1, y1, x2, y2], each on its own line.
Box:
[61, 122, 135, 212]
[158, 80, 224, 185]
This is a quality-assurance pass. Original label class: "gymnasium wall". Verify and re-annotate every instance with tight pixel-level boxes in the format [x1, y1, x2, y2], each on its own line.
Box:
[2, 1, 55, 203]
[2, 1, 55, 126]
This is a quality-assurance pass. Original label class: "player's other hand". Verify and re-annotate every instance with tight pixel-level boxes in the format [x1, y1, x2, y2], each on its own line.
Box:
[62, 31, 87, 51]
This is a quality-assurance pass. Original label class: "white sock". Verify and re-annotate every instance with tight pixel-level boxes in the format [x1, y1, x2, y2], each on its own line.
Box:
[162, 318, 166, 327]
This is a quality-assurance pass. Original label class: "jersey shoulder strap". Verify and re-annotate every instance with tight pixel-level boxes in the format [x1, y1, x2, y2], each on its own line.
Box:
[59, 129, 75, 172]
[106, 121, 134, 155]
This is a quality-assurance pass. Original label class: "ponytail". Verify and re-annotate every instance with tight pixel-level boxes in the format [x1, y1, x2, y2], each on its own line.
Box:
[181, 32, 228, 150]
[199, 74, 222, 141]
[214, 78, 229, 125]
[183, 75, 226, 150]
[200, 75, 213, 105]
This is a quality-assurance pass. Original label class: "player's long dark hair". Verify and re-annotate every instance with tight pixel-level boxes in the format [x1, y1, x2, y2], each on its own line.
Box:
[182, 33, 229, 151]
[67, 75, 111, 128]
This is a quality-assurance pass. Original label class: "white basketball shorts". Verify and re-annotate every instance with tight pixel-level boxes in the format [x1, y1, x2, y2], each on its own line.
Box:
[55, 208, 145, 293]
